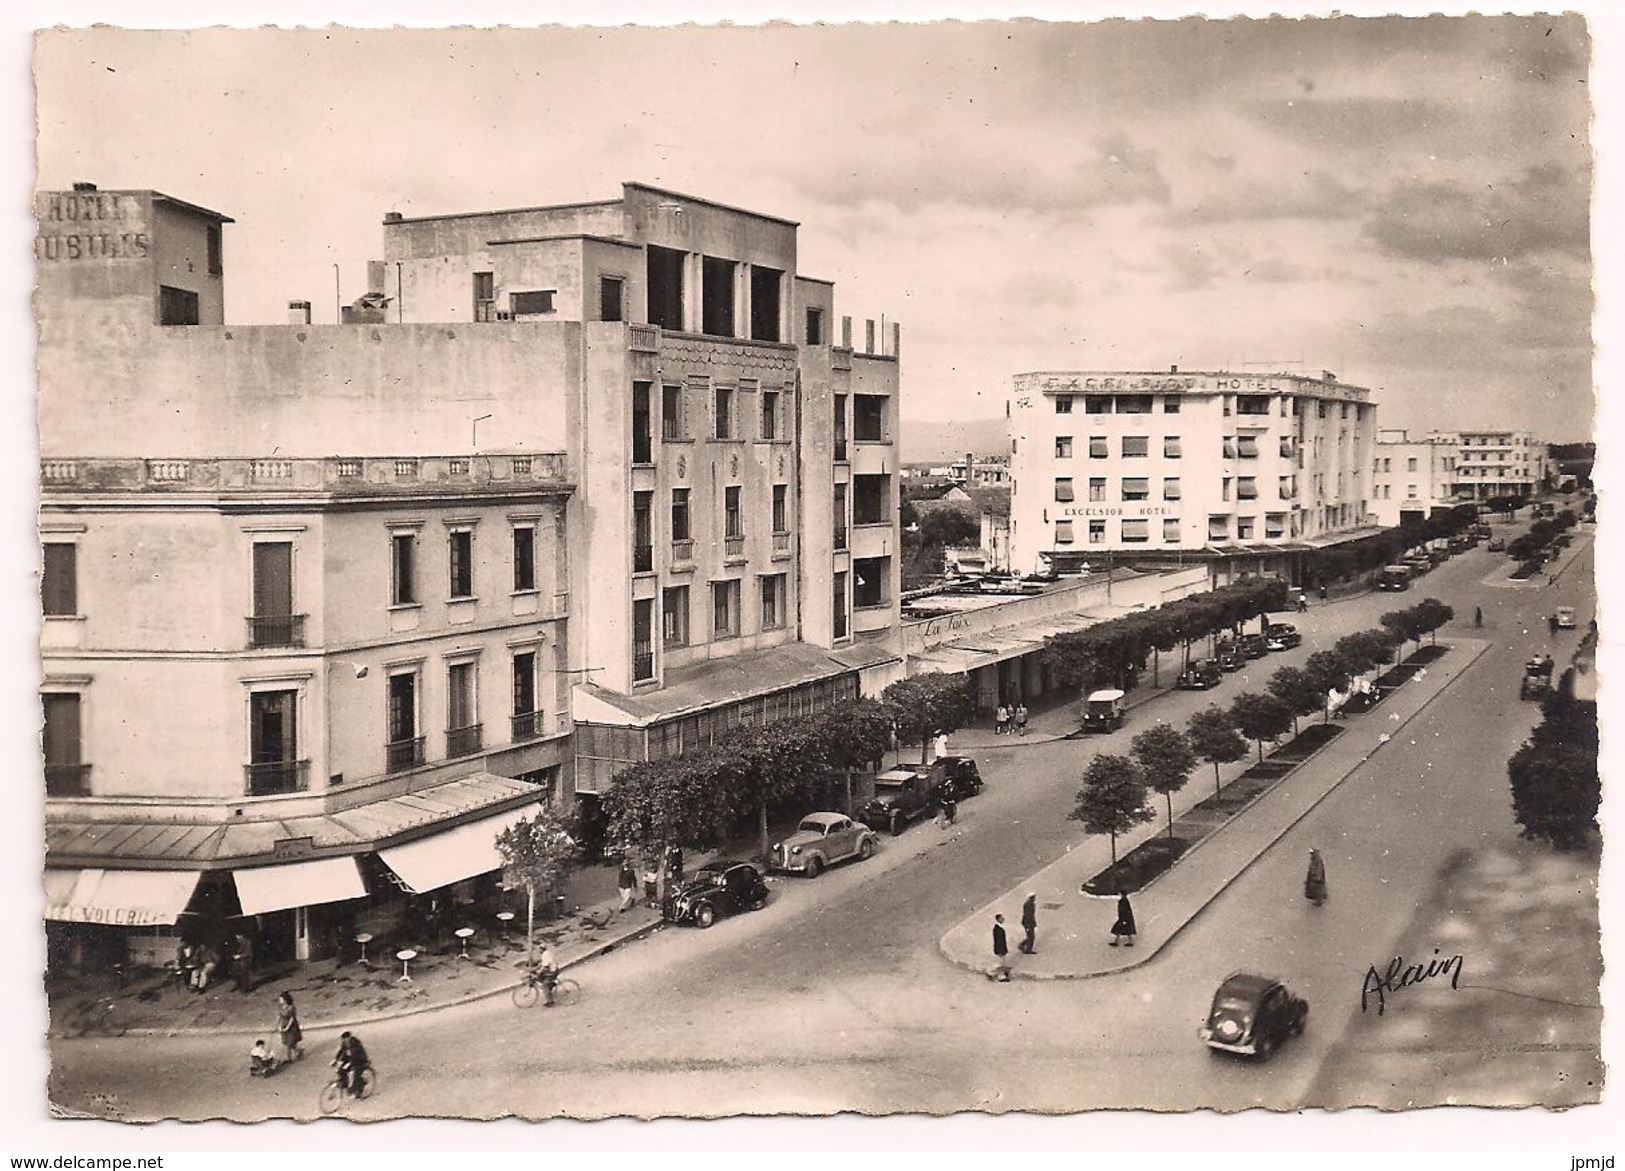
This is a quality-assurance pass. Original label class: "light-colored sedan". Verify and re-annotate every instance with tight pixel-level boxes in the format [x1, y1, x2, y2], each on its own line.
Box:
[768, 812, 878, 878]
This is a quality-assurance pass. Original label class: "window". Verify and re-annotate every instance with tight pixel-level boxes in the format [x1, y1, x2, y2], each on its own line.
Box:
[386, 671, 421, 771]
[833, 395, 848, 460]
[249, 690, 301, 793]
[633, 600, 655, 682]
[448, 529, 474, 598]
[714, 387, 734, 440]
[1055, 396, 1073, 414]
[512, 650, 539, 739]
[1164, 436, 1182, 459]
[1406, 483, 1418, 498]
[1237, 517, 1256, 540]
[833, 484, 848, 549]
[1163, 397, 1181, 414]
[1163, 518, 1181, 543]
[833, 571, 848, 639]
[1222, 478, 1232, 501]
[510, 290, 555, 316]
[1088, 477, 1107, 502]
[1088, 519, 1106, 544]
[42, 542, 77, 616]
[1121, 519, 1149, 543]
[1117, 395, 1152, 414]
[1055, 520, 1075, 544]
[772, 484, 789, 533]
[1122, 477, 1150, 501]
[663, 586, 690, 648]
[447, 662, 480, 753]
[806, 306, 824, 345]
[712, 580, 741, 638]
[43, 693, 86, 797]
[1237, 395, 1270, 415]
[1208, 516, 1229, 541]
[661, 385, 684, 441]
[1265, 514, 1286, 538]
[513, 526, 536, 592]
[671, 488, 692, 542]
[206, 225, 223, 276]
[599, 275, 624, 322]
[853, 557, 887, 608]
[1407, 457, 1419, 472]
[1236, 435, 1259, 458]
[702, 257, 737, 336]
[473, 272, 495, 322]
[1223, 436, 1237, 459]
[391, 532, 417, 605]
[725, 486, 743, 539]
[1054, 477, 1075, 503]
[1089, 436, 1108, 458]
[854, 395, 886, 442]
[1237, 477, 1258, 500]
[1054, 436, 1073, 459]
[646, 245, 685, 331]
[750, 266, 782, 342]
[760, 574, 786, 629]
[1085, 396, 1111, 415]
[250, 541, 298, 647]
[1163, 477, 1181, 500]
[1121, 435, 1149, 458]
[633, 492, 654, 574]
[159, 285, 199, 326]
[854, 475, 889, 525]
[632, 381, 653, 464]
[1317, 402, 1328, 419]
[761, 389, 780, 440]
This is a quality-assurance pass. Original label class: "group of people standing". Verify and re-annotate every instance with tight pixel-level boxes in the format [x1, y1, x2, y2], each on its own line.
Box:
[993, 702, 1029, 736]
[989, 891, 1137, 980]
[618, 843, 686, 912]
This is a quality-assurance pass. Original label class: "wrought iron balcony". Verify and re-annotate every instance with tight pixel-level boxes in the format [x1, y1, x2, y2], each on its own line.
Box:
[446, 724, 484, 759]
[244, 760, 310, 796]
[511, 711, 544, 742]
[45, 763, 91, 798]
[247, 614, 306, 649]
[386, 736, 426, 773]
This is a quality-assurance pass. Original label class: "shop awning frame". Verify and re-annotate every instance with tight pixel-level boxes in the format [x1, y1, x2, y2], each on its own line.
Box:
[377, 805, 537, 895]
[233, 856, 367, 916]
[44, 867, 202, 928]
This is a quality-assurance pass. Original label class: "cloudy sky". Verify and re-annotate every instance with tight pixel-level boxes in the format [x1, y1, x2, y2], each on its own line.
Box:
[34, 13, 1595, 440]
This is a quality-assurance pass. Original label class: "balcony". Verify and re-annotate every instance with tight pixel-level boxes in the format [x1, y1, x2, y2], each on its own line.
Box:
[45, 763, 91, 798]
[724, 535, 746, 558]
[671, 538, 694, 563]
[244, 760, 310, 797]
[446, 724, 484, 759]
[633, 543, 655, 574]
[386, 736, 426, 773]
[772, 531, 791, 554]
[511, 711, 545, 742]
[247, 614, 306, 649]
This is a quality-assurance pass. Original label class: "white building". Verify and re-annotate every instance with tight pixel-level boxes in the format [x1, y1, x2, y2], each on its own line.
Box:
[1370, 429, 1459, 526]
[1431, 430, 1546, 500]
[1008, 368, 1379, 584]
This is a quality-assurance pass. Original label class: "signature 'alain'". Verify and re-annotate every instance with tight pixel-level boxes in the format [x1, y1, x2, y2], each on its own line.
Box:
[1360, 949, 1464, 1015]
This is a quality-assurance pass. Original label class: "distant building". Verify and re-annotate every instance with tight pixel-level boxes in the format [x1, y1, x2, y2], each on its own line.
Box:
[1370, 429, 1459, 526]
[1431, 430, 1545, 500]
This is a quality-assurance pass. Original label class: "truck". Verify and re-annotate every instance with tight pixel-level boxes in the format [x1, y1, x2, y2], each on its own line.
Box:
[1376, 564, 1412, 592]
[857, 768, 937, 835]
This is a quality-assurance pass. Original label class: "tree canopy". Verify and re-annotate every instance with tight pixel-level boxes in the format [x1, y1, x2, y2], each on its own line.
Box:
[1069, 753, 1155, 866]
[1131, 723, 1197, 838]
[1186, 705, 1248, 795]
[1229, 691, 1294, 761]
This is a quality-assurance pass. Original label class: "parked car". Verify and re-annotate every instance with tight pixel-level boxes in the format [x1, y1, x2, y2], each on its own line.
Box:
[1216, 643, 1247, 672]
[662, 861, 770, 928]
[768, 813, 878, 878]
[1238, 633, 1269, 659]
[927, 755, 984, 803]
[1263, 623, 1301, 651]
[858, 768, 939, 836]
[1377, 564, 1413, 592]
[1178, 659, 1223, 689]
[1520, 655, 1555, 701]
[1199, 972, 1309, 1061]
[1487, 537, 1506, 552]
[1555, 606, 1577, 630]
[1080, 688, 1126, 734]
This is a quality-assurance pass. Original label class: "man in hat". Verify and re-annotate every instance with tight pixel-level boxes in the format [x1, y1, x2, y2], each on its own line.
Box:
[1019, 892, 1038, 954]
[990, 914, 1011, 982]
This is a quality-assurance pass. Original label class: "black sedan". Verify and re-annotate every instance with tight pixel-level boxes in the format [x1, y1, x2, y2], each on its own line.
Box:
[1264, 623, 1302, 651]
[1199, 972, 1308, 1060]
[1215, 644, 1247, 672]
[1177, 659, 1223, 689]
[1238, 633, 1269, 659]
[662, 861, 769, 929]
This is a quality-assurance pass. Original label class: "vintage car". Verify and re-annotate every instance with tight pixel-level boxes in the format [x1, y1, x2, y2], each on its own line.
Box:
[1238, 633, 1269, 659]
[769, 812, 878, 878]
[928, 755, 985, 803]
[1487, 537, 1507, 552]
[1519, 655, 1556, 701]
[1177, 659, 1223, 690]
[858, 768, 939, 835]
[1080, 688, 1127, 734]
[1215, 643, 1247, 672]
[1377, 564, 1413, 592]
[1263, 623, 1302, 651]
[1199, 972, 1309, 1061]
[661, 860, 769, 929]
[1555, 606, 1577, 630]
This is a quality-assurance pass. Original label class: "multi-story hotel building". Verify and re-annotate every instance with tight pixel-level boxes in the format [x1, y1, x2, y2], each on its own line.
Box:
[1430, 430, 1547, 501]
[38, 180, 901, 970]
[1007, 369, 1379, 583]
[1369, 429, 1460, 526]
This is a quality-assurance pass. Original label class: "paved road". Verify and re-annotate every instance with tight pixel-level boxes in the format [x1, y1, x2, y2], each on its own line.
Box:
[48, 529, 1596, 1120]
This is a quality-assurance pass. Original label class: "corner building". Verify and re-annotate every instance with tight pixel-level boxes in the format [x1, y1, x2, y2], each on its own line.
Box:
[37, 181, 901, 972]
[1008, 370, 1379, 584]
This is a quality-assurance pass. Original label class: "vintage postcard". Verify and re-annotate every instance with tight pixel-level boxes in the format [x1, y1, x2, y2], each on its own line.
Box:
[17, 4, 1608, 1142]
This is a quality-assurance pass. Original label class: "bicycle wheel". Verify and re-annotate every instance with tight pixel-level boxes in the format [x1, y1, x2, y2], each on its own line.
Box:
[357, 1067, 378, 1100]
[512, 978, 540, 1009]
[318, 1080, 342, 1115]
[553, 978, 582, 1007]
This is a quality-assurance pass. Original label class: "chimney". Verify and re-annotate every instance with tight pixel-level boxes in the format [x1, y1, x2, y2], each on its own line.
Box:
[287, 300, 312, 325]
[72, 181, 97, 193]
[1170, 363, 1178, 374]
[384, 211, 404, 224]
[366, 260, 386, 295]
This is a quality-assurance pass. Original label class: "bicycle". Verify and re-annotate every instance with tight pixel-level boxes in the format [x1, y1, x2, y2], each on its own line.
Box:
[317, 1065, 377, 1115]
[512, 965, 581, 1009]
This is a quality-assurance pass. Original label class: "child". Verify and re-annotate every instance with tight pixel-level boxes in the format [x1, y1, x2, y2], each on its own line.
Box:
[250, 1038, 277, 1077]
[642, 862, 660, 908]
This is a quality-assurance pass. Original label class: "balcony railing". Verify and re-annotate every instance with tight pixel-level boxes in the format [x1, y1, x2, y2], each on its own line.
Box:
[724, 535, 746, 558]
[45, 763, 91, 798]
[633, 543, 655, 574]
[446, 724, 484, 759]
[511, 710, 544, 742]
[247, 614, 306, 649]
[244, 760, 310, 797]
[386, 736, 426, 773]
[671, 538, 694, 563]
[633, 650, 655, 682]
[772, 531, 791, 553]
[833, 526, 848, 551]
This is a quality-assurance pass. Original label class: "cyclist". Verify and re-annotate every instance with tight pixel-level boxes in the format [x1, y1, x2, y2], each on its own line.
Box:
[537, 942, 560, 1007]
[332, 1031, 371, 1097]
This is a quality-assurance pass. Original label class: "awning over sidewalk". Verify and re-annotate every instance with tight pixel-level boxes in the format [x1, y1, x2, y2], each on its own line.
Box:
[44, 867, 201, 927]
[233, 856, 367, 916]
[377, 805, 536, 895]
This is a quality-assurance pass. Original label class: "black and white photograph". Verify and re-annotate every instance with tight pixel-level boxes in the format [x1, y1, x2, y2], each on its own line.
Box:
[8, 0, 1616, 1148]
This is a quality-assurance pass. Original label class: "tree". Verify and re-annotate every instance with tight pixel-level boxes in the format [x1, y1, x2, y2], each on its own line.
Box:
[495, 805, 580, 967]
[1266, 666, 1321, 736]
[1186, 705, 1248, 796]
[1509, 733, 1599, 851]
[1380, 607, 1426, 654]
[918, 506, 981, 549]
[1229, 691, 1294, 762]
[1303, 650, 1353, 721]
[883, 672, 973, 762]
[1068, 754, 1154, 866]
[1131, 723, 1197, 838]
[1414, 597, 1455, 644]
[814, 697, 897, 813]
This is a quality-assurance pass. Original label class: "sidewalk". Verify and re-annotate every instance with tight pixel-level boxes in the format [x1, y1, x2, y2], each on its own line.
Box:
[938, 637, 1489, 980]
[949, 675, 1179, 750]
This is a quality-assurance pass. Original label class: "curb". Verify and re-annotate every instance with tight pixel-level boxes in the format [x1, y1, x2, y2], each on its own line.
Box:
[952, 684, 1178, 751]
[939, 639, 1489, 982]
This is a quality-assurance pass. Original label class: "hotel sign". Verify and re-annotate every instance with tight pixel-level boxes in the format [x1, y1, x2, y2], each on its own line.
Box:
[34, 191, 151, 262]
[1062, 505, 1178, 518]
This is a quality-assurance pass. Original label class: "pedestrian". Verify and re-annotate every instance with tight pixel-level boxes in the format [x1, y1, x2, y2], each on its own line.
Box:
[1548, 613, 1559, 635]
[276, 991, 303, 1063]
[249, 1038, 276, 1078]
[617, 859, 638, 913]
[1015, 703, 1029, 736]
[665, 843, 684, 888]
[1304, 848, 1329, 906]
[191, 941, 220, 991]
[933, 798, 948, 830]
[995, 704, 1009, 735]
[1474, 605, 1483, 628]
[1318, 583, 1328, 601]
[230, 930, 254, 994]
[933, 731, 950, 760]
[1297, 592, 1309, 613]
[1109, 892, 1137, 947]
[1019, 892, 1038, 954]
[642, 860, 660, 908]
[990, 913, 1011, 981]
[942, 794, 958, 826]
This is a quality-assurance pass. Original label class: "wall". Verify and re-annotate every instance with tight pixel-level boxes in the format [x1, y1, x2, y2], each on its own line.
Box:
[383, 201, 626, 262]
[151, 198, 225, 325]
